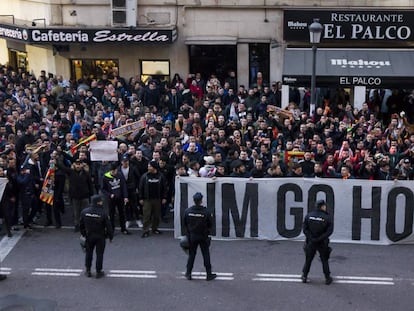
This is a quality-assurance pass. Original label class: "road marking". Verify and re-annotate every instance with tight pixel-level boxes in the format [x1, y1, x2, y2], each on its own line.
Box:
[34, 268, 83, 272]
[109, 270, 156, 274]
[256, 273, 301, 278]
[335, 276, 393, 281]
[32, 272, 81, 277]
[334, 275, 394, 285]
[178, 272, 234, 281]
[252, 273, 395, 285]
[7, 267, 399, 285]
[32, 268, 82, 277]
[334, 280, 394, 285]
[0, 231, 24, 261]
[253, 278, 302, 282]
[108, 270, 157, 279]
[0, 267, 11, 275]
[253, 273, 301, 282]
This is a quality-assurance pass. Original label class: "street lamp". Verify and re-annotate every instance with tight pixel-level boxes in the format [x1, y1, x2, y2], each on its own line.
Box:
[308, 18, 323, 117]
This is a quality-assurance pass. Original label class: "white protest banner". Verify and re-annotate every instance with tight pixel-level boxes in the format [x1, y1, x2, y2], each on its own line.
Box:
[0, 177, 7, 201]
[89, 141, 118, 161]
[174, 177, 414, 245]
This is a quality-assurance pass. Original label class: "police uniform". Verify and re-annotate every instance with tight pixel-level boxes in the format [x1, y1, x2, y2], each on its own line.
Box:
[80, 195, 114, 278]
[183, 192, 216, 281]
[302, 199, 333, 285]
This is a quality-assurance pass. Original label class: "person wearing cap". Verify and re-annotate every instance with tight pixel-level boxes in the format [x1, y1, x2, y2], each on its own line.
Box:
[80, 194, 113, 278]
[183, 192, 216, 281]
[199, 156, 217, 178]
[138, 160, 168, 238]
[301, 199, 333, 285]
[397, 157, 414, 180]
[102, 162, 129, 235]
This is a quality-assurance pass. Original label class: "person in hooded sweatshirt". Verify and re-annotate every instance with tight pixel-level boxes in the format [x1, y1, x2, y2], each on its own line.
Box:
[101, 162, 129, 235]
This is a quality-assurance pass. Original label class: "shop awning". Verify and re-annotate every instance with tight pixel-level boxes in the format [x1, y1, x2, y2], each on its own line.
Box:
[282, 48, 414, 87]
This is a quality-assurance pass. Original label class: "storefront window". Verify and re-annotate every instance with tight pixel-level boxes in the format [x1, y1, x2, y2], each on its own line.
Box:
[141, 60, 170, 85]
[189, 45, 237, 86]
[70, 59, 119, 82]
[8, 50, 28, 72]
[249, 43, 269, 89]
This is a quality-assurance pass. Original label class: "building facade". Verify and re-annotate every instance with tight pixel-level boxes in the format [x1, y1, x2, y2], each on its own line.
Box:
[1, 0, 414, 107]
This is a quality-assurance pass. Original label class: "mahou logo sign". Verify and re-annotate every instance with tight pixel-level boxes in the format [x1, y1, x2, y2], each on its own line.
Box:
[330, 59, 391, 69]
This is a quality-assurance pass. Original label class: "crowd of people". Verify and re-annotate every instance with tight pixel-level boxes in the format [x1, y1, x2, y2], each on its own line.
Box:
[0, 65, 413, 237]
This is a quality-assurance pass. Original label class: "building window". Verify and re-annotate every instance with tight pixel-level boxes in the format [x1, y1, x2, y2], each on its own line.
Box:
[8, 50, 28, 71]
[249, 43, 269, 89]
[70, 59, 119, 82]
[140, 60, 170, 85]
[189, 45, 237, 86]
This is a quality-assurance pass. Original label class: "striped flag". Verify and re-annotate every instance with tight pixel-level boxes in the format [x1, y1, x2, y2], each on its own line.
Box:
[69, 133, 97, 156]
[40, 163, 55, 205]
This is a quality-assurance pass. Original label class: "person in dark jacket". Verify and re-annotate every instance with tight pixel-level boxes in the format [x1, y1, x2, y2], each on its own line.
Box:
[102, 162, 129, 234]
[301, 199, 333, 285]
[138, 160, 168, 238]
[44, 150, 65, 228]
[183, 192, 216, 281]
[299, 151, 315, 178]
[16, 164, 36, 230]
[4, 158, 19, 231]
[0, 167, 15, 237]
[26, 151, 47, 226]
[158, 156, 175, 222]
[80, 194, 113, 278]
[119, 155, 141, 229]
[57, 156, 93, 232]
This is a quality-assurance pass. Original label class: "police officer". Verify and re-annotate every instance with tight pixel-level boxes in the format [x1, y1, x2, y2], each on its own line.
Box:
[183, 192, 216, 281]
[80, 195, 114, 278]
[301, 199, 333, 285]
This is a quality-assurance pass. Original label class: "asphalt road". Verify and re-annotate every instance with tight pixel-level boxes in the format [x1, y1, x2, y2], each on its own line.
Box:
[0, 226, 413, 311]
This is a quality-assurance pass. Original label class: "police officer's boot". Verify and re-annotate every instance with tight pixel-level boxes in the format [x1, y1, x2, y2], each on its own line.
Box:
[96, 271, 105, 279]
[301, 274, 307, 283]
[325, 275, 333, 285]
[85, 269, 92, 278]
[206, 269, 217, 281]
[206, 273, 217, 281]
[185, 272, 192, 280]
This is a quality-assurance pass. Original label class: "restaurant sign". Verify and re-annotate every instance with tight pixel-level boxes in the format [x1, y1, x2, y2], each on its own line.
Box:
[284, 10, 414, 43]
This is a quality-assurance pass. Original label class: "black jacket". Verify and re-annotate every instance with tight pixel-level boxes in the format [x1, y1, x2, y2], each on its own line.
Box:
[303, 209, 333, 244]
[118, 164, 141, 191]
[184, 204, 213, 241]
[58, 162, 93, 200]
[138, 171, 168, 200]
[80, 205, 113, 240]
